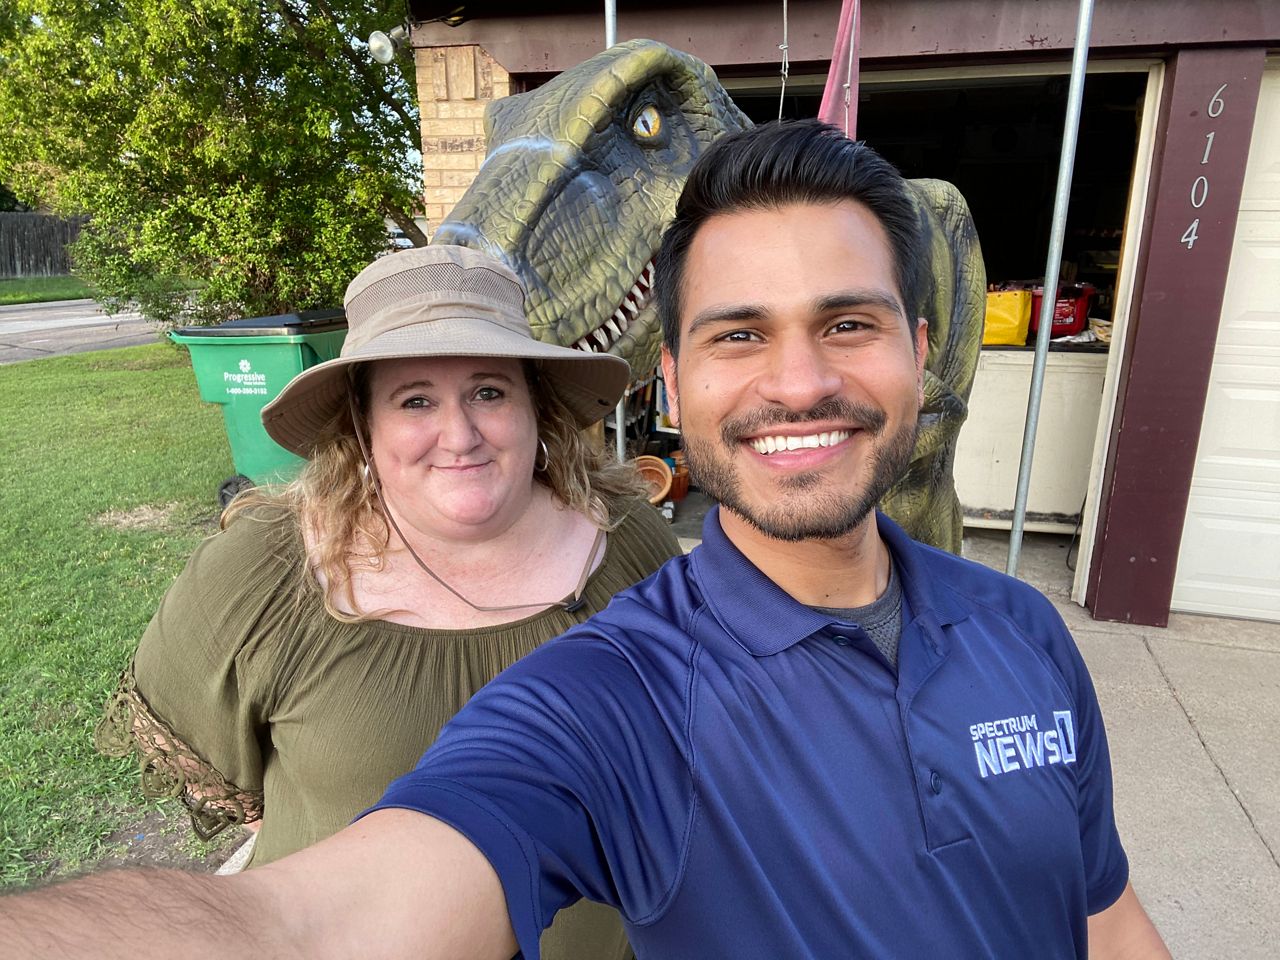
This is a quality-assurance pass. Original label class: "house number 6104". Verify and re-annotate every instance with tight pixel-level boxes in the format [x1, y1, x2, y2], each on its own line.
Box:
[1181, 83, 1228, 250]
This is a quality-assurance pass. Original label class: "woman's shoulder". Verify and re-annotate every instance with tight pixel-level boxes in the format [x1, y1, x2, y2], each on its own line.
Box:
[604, 497, 683, 573]
[162, 505, 308, 620]
[195, 503, 301, 569]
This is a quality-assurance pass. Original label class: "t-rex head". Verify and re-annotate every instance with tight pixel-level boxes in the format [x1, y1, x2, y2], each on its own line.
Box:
[432, 38, 750, 375]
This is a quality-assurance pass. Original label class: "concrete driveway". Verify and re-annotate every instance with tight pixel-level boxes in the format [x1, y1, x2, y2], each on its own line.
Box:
[0, 298, 156, 365]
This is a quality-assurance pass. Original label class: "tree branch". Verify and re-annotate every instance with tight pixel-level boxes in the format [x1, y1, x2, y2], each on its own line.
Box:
[384, 204, 429, 246]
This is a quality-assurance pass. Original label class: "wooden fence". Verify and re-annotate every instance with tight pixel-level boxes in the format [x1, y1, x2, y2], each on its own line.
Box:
[0, 213, 84, 278]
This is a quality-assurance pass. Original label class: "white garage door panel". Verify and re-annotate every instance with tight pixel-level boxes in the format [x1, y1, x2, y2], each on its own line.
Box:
[1172, 68, 1280, 622]
[1176, 494, 1280, 619]
[1193, 369, 1280, 483]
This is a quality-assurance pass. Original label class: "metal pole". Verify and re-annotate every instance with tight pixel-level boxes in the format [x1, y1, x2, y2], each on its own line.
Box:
[604, 0, 626, 460]
[1006, 0, 1095, 577]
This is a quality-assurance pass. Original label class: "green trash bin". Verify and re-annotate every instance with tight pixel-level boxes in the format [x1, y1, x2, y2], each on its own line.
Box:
[171, 310, 347, 505]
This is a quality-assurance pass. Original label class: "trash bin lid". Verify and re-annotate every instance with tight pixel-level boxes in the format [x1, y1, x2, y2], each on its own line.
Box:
[174, 309, 346, 338]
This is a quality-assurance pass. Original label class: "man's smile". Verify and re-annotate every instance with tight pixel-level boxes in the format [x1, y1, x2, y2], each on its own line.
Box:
[746, 429, 853, 456]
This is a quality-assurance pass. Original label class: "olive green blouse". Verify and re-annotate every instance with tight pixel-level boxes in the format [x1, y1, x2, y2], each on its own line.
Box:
[96, 500, 680, 959]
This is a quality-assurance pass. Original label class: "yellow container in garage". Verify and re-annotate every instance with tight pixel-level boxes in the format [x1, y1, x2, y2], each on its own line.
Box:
[983, 289, 1032, 346]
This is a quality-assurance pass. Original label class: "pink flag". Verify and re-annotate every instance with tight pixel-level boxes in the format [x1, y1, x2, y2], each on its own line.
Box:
[817, 0, 861, 137]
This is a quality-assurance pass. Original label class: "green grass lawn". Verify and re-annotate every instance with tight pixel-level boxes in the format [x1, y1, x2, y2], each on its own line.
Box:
[0, 343, 235, 886]
[0, 275, 95, 305]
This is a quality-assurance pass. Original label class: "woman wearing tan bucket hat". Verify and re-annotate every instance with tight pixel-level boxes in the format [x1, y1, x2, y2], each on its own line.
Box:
[96, 246, 679, 960]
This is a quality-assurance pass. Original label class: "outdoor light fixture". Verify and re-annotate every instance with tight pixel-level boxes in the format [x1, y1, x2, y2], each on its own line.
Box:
[368, 23, 410, 64]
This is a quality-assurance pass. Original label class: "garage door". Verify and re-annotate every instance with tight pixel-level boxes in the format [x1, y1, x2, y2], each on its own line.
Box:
[1172, 65, 1280, 621]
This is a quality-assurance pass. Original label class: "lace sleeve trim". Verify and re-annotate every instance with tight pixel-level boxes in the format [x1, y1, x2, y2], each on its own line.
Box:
[94, 671, 264, 841]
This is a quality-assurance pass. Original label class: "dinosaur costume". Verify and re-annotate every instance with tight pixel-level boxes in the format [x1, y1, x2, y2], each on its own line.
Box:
[432, 39, 984, 552]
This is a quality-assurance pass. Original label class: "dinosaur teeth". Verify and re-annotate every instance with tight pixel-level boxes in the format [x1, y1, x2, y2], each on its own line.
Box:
[579, 259, 654, 356]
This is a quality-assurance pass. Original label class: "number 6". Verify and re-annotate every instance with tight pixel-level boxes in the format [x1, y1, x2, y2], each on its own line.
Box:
[1208, 83, 1227, 118]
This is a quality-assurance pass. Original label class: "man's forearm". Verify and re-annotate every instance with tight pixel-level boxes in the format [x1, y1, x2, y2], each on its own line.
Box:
[0, 867, 294, 959]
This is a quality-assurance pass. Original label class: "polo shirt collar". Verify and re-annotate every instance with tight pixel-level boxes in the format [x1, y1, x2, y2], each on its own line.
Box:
[691, 505, 969, 658]
[873, 510, 971, 631]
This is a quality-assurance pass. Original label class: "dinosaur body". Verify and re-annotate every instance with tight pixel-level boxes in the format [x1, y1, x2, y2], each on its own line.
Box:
[433, 39, 984, 552]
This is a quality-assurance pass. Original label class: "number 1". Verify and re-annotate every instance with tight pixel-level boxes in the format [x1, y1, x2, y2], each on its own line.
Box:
[1201, 131, 1215, 165]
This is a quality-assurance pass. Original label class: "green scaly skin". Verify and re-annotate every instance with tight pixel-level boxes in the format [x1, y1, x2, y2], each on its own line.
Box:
[433, 40, 984, 552]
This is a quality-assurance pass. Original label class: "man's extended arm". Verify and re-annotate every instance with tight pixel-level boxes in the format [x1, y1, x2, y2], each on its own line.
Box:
[1087, 882, 1171, 960]
[0, 809, 517, 960]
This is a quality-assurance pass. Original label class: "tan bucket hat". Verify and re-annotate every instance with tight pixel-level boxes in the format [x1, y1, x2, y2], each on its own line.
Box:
[261, 245, 631, 457]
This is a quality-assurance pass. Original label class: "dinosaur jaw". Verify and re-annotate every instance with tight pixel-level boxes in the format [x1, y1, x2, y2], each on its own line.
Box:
[569, 259, 656, 355]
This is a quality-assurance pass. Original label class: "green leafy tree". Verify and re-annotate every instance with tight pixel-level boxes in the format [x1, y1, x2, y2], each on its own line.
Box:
[0, 0, 425, 327]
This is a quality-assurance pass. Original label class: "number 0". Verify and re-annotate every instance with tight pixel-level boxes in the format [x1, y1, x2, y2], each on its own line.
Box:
[1180, 219, 1200, 250]
[1190, 176, 1209, 208]
[1208, 83, 1227, 118]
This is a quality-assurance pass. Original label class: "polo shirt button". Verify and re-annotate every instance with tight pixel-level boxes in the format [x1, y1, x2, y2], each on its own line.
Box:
[930, 771, 942, 794]
[832, 634, 852, 646]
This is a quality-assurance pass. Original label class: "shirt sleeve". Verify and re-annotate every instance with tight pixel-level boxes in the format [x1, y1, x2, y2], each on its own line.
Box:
[95, 516, 285, 838]
[1045, 607, 1130, 914]
[365, 620, 694, 960]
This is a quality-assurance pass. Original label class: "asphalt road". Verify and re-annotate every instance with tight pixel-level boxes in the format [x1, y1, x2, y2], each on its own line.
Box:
[0, 298, 156, 365]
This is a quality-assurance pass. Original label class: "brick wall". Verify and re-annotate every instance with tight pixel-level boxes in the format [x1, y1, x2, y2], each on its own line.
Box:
[415, 45, 510, 234]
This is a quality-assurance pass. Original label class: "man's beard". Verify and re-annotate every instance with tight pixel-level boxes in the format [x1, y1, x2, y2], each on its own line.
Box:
[682, 396, 918, 542]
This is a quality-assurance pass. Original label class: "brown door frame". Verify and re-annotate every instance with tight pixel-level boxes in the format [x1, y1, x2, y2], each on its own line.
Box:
[1085, 47, 1266, 626]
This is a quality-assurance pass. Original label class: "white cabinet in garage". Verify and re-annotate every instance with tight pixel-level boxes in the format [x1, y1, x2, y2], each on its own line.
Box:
[956, 349, 1108, 531]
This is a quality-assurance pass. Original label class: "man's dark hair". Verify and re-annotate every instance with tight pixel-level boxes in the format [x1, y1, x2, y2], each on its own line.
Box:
[655, 119, 924, 357]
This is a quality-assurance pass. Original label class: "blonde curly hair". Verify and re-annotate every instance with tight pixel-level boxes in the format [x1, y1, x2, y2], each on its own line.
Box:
[223, 361, 647, 622]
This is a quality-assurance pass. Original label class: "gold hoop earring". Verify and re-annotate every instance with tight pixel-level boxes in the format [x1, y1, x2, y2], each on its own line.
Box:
[535, 437, 550, 473]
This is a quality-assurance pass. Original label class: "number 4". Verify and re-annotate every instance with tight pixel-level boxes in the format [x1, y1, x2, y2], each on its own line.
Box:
[1180, 219, 1200, 250]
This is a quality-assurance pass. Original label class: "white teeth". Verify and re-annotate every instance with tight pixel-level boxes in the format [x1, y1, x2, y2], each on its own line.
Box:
[749, 430, 852, 455]
[574, 260, 654, 354]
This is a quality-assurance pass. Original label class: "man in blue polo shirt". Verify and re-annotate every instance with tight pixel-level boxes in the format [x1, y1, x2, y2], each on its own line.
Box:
[3, 121, 1168, 960]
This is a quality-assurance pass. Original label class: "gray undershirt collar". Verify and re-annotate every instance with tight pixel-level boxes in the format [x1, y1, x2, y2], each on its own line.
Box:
[809, 559, 904, 670]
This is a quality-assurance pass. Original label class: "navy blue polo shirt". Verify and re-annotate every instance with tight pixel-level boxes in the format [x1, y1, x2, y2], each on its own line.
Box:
[369, 508, 1129, 959]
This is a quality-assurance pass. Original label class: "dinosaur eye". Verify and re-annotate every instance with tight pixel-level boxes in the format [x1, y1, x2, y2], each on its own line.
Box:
[632, 105, 662, 140]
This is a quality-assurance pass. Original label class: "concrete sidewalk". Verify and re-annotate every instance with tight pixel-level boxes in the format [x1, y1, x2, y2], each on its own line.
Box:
[673, 494, 1280, 957]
